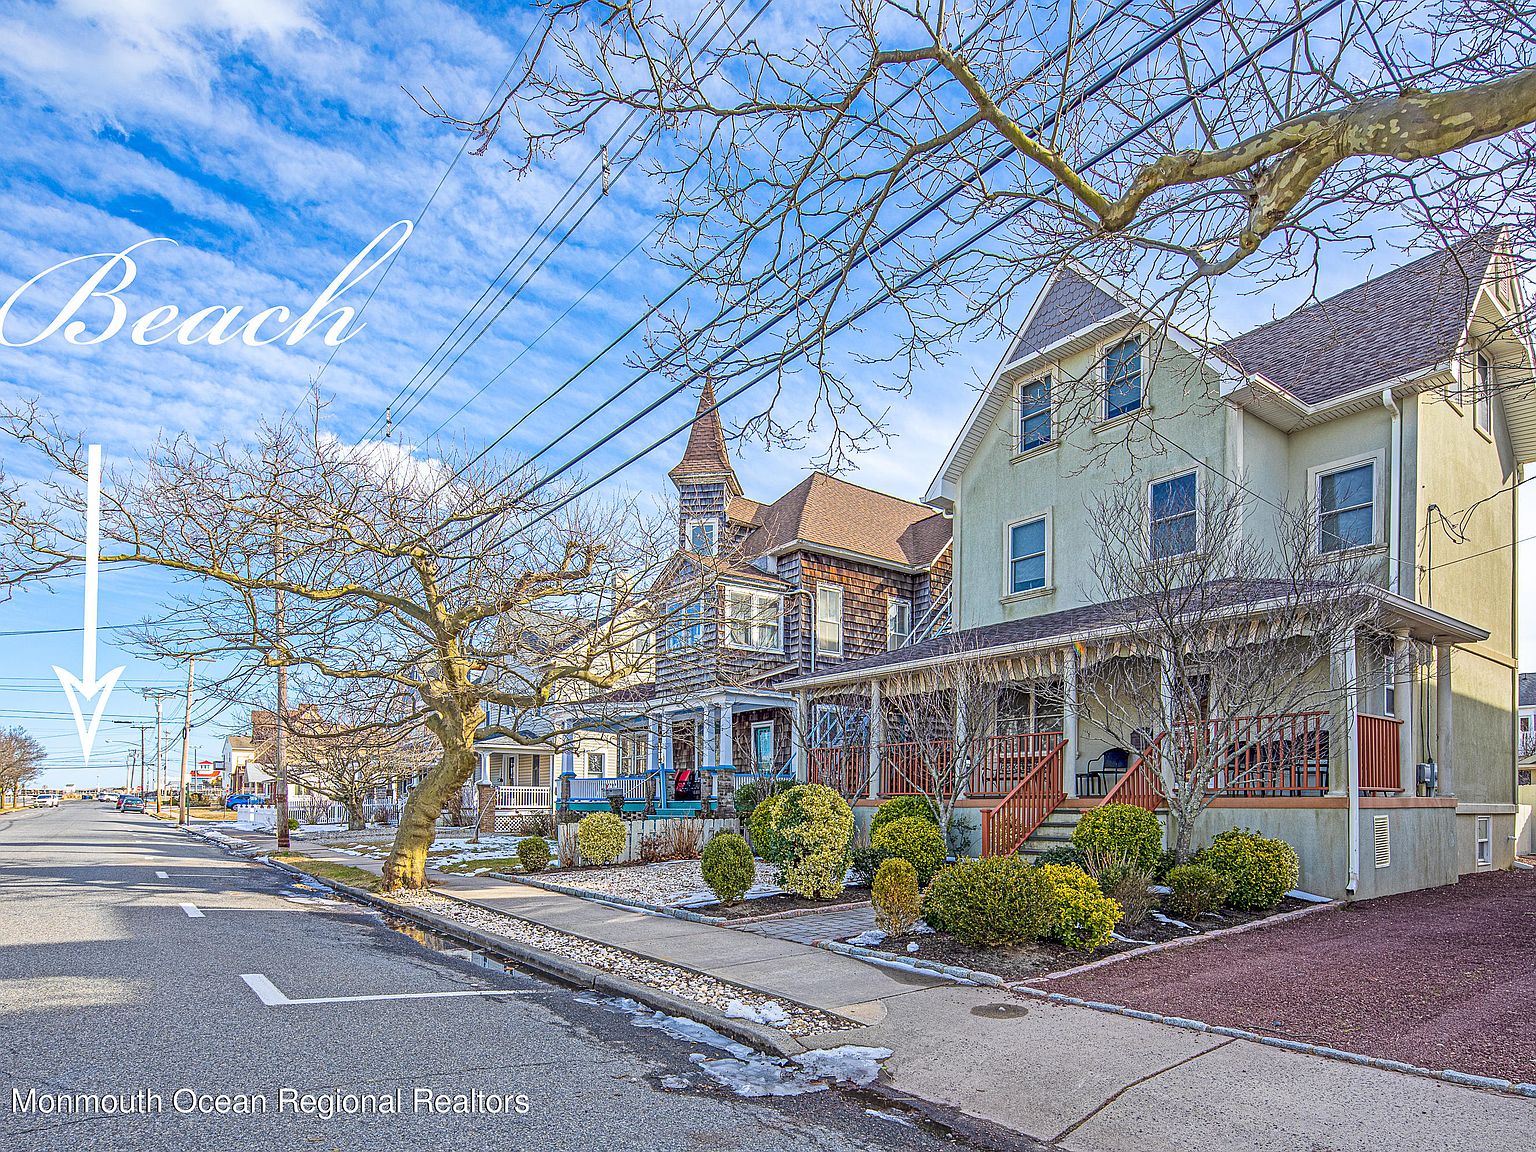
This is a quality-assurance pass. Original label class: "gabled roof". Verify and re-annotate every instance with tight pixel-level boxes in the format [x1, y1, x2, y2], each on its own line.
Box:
[744, 472, 951, 569]
[1005, 266, 1127, 364]
[1220, 235, 1498, 405]
[669, 381, 742, 496]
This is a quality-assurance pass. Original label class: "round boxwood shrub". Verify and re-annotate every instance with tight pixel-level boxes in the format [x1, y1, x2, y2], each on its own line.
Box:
[516, 836, 551, 873]
[700, 832, 756, 906]
[1032, 844, 1085, 869]
[1035, 862, 1121, 951]
[870, 816, 947, 886]
[920, 857, 1052, 947]
[748, 791, 787, 863]
[1165, 863, 1233, 920]
[765, 784, 854, 899]
[1071, 803, 1164, 871]
[869, 795, 939, 838]
[576, 811, 627, 866]
[871, 857, 921, 935]
[849, 844, 893, 888]
[1197, 828, 1299, 911]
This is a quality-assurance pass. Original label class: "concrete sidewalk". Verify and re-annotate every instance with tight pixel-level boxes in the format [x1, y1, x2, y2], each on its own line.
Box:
[213, 826, 1533, 1150]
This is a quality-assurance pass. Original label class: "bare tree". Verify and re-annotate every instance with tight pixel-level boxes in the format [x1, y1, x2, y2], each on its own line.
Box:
[0, 727, 46, 808]
[0, 400, 669, 889]
[1083, 479, 1386, 862]
[421, 0, 1536, 464]
[284, 703, 435, 832]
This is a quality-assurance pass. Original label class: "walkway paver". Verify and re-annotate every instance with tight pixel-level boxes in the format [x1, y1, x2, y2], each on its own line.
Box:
[741, 905, 876, 945]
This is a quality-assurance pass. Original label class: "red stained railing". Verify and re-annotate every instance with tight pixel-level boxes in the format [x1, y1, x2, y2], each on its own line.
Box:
[1357, 713, 1403, 793]
[1100, 734, 1166, 810]
[807, 746, 869, 798]
[980, 744, 1066, 856]
[877, 732, 1065, 799]
[1206, 711, 1330, 796]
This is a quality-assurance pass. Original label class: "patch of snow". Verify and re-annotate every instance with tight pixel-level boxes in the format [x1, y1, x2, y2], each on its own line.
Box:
[689, 1053, 829, 1097]
[865, 1108, 917, 1129]
[909, 921, 935, 934]
[1111, 931, 1155, 945]
[906, 942, 919, 953]
[723, 999, 792, 1028]
[660, 1076, 692, 1090]
[791, 1046, 893, 1087]
[1150, 911, 1191, 929]
[1149, 884, 1172, 894]
[846, 929, 888, 947]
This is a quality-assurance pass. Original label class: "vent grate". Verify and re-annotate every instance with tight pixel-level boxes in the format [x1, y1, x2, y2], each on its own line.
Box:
[1373, 814, 1391, 869]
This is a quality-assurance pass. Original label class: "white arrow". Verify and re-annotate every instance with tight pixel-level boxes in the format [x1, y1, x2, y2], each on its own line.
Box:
[53, 444, 125, 764]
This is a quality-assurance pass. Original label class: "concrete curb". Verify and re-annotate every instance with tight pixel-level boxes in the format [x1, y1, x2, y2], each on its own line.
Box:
[727, 899, 872, 926]
[492, 871, 731, 926]
[182, 825, 814, 1058]
[1012, 984, 1534, 1099]
[1021, 898, 1342, 983]
[818, 940, 1007, 988]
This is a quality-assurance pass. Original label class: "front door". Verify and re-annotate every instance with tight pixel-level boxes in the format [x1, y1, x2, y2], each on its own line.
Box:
[752, 722, 774, 773]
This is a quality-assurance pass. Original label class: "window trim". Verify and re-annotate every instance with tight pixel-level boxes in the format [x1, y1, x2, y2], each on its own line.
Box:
[886, 596, 913, 649]
[685, 518, 719, 556]
[1474, 814, 1493, 868]
[585, 751, 607, 777]
[665, 598, 706, 651]
[1146, 468, 1200, 561]
[723, 585, 784, 653]
[814, 582, 844, 658]
[1016, 373, 1053, 454]
[1473, 352, 1494, 438]
[1307, 450, 1384, 556]
[1100, 333, 1144, 423]
[1003, 511, 1052, 599]
[750, 721, 776, 772]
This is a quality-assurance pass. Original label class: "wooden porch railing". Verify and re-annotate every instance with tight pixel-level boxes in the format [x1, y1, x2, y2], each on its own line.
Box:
[1357, 713, 1403, 793]
[808, 746, 869, 797]
[496, 785, 553, 810]
[1207, 711, 1330, 796]
[878, 733, 1065, 799]
[980, 744, 1066, 856]
[1099, 734, 1166, 810]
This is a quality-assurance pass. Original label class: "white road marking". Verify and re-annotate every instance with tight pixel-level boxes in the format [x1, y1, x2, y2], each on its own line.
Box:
[239, 973, 539, 1007]
[155, 871, 169, 879]
[180, 903, 204, 918]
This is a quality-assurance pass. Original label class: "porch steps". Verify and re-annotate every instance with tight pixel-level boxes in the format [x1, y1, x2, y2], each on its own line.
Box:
[1015, 808, 1083, 861]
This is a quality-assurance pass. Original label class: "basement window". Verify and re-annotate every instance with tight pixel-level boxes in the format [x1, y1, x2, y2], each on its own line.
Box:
[1475, 815, 1492, 868]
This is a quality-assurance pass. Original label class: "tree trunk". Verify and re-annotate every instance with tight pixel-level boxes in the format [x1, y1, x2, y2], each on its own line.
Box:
[1171, 808, 1197, 865]
[346, 797, 366, 832]
[382, 725, 476, 890]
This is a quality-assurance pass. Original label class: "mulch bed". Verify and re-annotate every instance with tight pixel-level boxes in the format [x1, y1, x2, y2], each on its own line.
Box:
[883, 897, 1312, 982]
[688, 889, 872, 920]
[1047, 869, 1536, 1084]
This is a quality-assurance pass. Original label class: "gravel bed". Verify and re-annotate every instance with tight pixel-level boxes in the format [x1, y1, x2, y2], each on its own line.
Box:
[1049, 869, 1536, 1084]
[545, 859, 780, 907]
[388, 889, 849, 1038]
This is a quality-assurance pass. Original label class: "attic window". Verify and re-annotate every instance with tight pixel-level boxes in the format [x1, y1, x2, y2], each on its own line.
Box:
[687, 519, 718, 556]
[1018, 376, 1052, 452]
[1104, 336, 1143, 420]
[1474, 353, 1493, 435]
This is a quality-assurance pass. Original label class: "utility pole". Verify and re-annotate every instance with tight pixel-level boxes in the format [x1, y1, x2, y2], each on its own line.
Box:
[140, 691, 173, 817]
[178, 658, 195, 825]
[114, 721, 152, 797]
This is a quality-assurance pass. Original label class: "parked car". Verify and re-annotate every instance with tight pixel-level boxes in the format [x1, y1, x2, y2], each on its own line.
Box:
[119, 795, 146, 813]
[224, 794, 262, 809]
[30, 794, 60, 808]
[99, 793, 118, 803]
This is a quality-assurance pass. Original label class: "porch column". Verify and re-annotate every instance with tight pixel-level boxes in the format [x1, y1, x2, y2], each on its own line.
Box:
[1394, 632, 1415, 794]
[719, 701, 735, 771]
[474, 753, 490, 785]
[1436, 642, 1455, 797]
[703, 704, 718, 769]
[954, 684, 969, 797]
[560, 744, 576, 781]
[647, 718, 660, 775]
[868, 681, 884, 800]
[792, 692, 808, 782]
[1343, 629, 1361, 891]
[1063, 647, 1080, 799]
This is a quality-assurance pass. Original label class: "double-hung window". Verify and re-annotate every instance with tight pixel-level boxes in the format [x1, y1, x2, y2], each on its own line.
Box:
[1317, 461, 1374, 553]
[1018, 376, 1052, 452]
[815, 584, 844, 657]
[1149, 472, 1198, 560]
[686, 519, 718, 556]
[725, 587, 782, 651]
[1104, 336, 1143, 420]
[1008, 516, 1048, 594]
[1474, 353, 1493, 435]
[666, 599, 705, 650]
[586, 751, 606, 777]
[886, 597, 912, 649]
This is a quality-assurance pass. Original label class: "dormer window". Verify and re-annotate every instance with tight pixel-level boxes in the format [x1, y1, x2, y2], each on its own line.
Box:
[686, 519, 718, 556]
[1104, 336, 1143, 420]
[1017, 376, 1052, 452]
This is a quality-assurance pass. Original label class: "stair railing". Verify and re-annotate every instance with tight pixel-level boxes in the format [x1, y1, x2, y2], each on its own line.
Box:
[1099, 733, 1167, 810]
[979, 741, 1066, 856]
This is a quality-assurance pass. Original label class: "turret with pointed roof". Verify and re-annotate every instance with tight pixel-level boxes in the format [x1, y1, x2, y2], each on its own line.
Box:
[668, 381, 742, 497]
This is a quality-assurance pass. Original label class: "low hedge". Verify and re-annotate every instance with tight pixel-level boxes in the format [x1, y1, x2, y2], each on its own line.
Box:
[921, 857, 1052, 948]
[1071, 803, 1163, 871]
[575, 811, 627, 866]
[1035, 862, 1121, 950]
[1197, 828, 1299, 911]
[1165, 863, 1233, 919]
[870, 816, 947, 885]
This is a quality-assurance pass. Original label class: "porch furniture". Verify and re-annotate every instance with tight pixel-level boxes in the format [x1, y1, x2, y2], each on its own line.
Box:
[1077, 748, 1129, 798]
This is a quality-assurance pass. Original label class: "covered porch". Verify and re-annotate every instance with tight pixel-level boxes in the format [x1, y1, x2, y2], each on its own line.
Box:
[470, 737, 556, 812]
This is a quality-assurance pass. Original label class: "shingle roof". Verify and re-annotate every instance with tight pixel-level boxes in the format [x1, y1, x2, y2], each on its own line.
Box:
[1006, 266, 1126, 363]
[1520, 672, 1536, 709]
[669, 381, 741, 494]
[743, 472, 951, 568]
[1220, 235, 1497, 405]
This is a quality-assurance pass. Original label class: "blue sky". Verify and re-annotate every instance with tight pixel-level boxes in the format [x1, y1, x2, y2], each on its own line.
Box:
[0, 1, 1529, 787]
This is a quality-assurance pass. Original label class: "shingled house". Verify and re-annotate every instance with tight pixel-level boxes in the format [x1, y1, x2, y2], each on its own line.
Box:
[562, 383, 952, 809]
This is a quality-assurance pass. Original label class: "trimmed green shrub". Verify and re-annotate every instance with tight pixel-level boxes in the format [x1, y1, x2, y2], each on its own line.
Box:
[1197, 828, 1299, 911]
[871, 857, 921, 935]
[1033, 844, 1085, 869]
[576, 811, 627, 866]
[850, 844, 894, 888]
[920, 857, 1052, 947]
[871, 816, 948, 886]
[700, 832, 756, 906]
[733, 780, 765, 818]
[869, 795, 939, 838]
[1035, 863, 1121, 951]
[748, 791, 787, 863]
[1071, 803, 1164, 871]
[768, 784, 854, 899]
[516, 836, 551, 873]
[1152, 846, 1179, 882]
[1165, 863, 1233, 919]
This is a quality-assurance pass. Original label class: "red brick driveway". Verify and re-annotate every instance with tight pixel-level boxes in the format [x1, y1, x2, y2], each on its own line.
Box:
[1046, 869, 1536, 1084]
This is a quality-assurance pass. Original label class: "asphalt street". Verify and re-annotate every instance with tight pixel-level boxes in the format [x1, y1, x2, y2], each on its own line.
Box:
[0, 804, 1023, 1152]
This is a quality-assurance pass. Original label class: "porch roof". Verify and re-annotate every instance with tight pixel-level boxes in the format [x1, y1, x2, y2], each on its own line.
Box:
[782, 580, 1488, 691]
